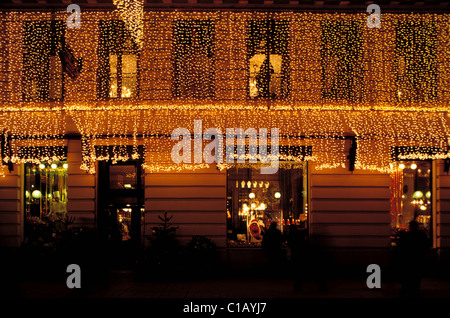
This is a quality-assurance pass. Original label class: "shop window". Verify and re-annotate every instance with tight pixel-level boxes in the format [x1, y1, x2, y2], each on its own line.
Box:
[247, 19, 289, 99]
[320, 20, 364, 101]
[173, 20, 215, 99]
[109, 163, 143, 190]
[98, 20, 139, 99]
[391, 160, 432, 243]
[227, 164, 308, 247]
[23, 21, 65, 101]
[24, 161, 68, 223]
[395, 21, 437, 102]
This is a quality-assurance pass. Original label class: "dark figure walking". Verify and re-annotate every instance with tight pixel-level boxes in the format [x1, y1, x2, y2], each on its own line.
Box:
[396, 220, 431, 297]
[262, 221, 284, 273]
[287, 226, 328, 291]
[287, 225, 308, 290]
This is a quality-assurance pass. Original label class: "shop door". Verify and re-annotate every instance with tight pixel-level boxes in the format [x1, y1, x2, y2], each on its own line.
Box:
[97, 160, 144, 263]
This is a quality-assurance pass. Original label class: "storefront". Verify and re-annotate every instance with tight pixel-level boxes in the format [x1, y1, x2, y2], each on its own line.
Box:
[0, 7, 450, 271]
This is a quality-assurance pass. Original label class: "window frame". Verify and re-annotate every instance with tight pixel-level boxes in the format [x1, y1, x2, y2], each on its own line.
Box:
[320, 20, 364, 102]
[394, 20, 438, 103]
[225, 162, 309, 248]
[246, 19, 290, 100]
[172, 19, 216, 99]
[390, 158, 435, 248]
[98, 20, 141, 100]
[22, 20, 66, 102]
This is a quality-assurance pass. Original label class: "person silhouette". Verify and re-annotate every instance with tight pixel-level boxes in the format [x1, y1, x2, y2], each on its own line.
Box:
[396, 220, 431, 297]
[262, 221, 284, 273]
[287, 225, 308, 290]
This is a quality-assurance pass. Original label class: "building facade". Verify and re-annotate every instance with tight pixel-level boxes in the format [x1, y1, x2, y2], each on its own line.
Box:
[1, 0, 450, 271]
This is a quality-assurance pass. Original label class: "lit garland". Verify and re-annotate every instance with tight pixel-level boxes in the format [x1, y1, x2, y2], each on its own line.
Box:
[0, 110, 66, 164]
[1, 10, 450, 174]
[346, 110, 450, 172]
[112, 0, 144, 50]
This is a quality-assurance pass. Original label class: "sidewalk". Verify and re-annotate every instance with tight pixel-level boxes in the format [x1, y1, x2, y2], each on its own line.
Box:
[13, 269, 450, 299]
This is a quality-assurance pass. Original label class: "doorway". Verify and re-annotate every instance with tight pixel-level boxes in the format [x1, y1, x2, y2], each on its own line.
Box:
[97, 159, 144, 266]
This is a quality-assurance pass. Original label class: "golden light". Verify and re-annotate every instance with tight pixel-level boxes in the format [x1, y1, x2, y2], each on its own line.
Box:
[0, 11, 449, 174]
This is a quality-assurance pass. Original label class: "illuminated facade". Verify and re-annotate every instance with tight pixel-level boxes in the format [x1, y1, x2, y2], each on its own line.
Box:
[1, 0, 450, 269]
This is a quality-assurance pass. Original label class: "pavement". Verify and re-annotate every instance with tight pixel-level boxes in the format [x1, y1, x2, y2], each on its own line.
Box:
[11, 269, 450, 299]
[4, 269, 450, 316]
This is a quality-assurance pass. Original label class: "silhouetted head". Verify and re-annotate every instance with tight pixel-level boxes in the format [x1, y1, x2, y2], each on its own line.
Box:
[409, 220, 419, 231]
[270, 221, 278, 229]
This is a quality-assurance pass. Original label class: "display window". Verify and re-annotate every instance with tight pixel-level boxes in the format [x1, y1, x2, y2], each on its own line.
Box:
[226, 164, 308, 247]
[391, 160, 432, 243]
[24, 161, 68, 223]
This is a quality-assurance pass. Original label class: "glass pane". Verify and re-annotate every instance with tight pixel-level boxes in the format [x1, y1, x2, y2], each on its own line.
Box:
[391, 161, 432, 242]
[173, 20, 215, 98]
[321, 21, 363, 101]
[117, 206, 132, 241]
[122, 54, 137, 74]
[109, 54, 118, 98]
[227, 165, 307, 247]
[249, 54, 282, 99]
[395, 21, 437, 102]
[24, 161, 68, 222]
[110, 164, 138, 189]
[49, 55, 63, 100]
[248, 20, 288, 99]
[121, 54, 137, 98]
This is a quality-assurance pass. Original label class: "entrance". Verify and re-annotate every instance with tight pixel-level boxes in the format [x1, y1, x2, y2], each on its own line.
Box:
[98, 160, 144, 266]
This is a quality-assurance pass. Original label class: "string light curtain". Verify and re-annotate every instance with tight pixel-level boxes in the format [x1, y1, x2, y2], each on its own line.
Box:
[69, 109, 142, 173]
[112, 0, 144, 51]
[0, 110, 67, 165]
[1, 11, 450, 173]
[346, 111, 450, 172]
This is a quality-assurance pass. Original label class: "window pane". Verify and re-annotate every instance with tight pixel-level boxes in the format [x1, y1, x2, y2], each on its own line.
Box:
[49, 55, 63, 100]
[109, 54, 118, 98]
[395, 21, 437, 102]
[248, 20, 289, 99]
[321, 21, 363, 101]
[110, 164, 138, 189]
[391, 161, 432, 243]
[227, 165, 308, 247]
[173, 20, 215, 99]
[24, 161, 68, 222]
[121, 54, 137, 98]
[23, 21, 64, 102]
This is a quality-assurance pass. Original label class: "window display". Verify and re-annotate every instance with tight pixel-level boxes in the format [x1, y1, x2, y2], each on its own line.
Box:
[391, 160, 432, 241]
[24, 161, 68, 222]
[227, 164, 308, 247]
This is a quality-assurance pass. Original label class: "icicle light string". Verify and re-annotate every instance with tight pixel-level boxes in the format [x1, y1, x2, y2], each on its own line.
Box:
[1, 10, 449, 172]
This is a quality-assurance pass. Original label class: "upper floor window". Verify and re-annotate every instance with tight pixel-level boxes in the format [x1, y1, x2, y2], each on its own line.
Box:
[23, 21, 65, 102]
[98, 20, 139, 99]
[247, 19, 289, 99]
[320, 20, 364, 101]
[173, 20, 215, 99]
[395, 21, 437, 102]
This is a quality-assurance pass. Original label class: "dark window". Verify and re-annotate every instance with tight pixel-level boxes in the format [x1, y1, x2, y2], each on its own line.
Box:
[173, 20, 215, 99]
[395, 21, 437, 102]
[98, 20, 139, 99]
[23, 21, 65, 102]
[247, 19, 289, 99]
[320, 20, 364, 101]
